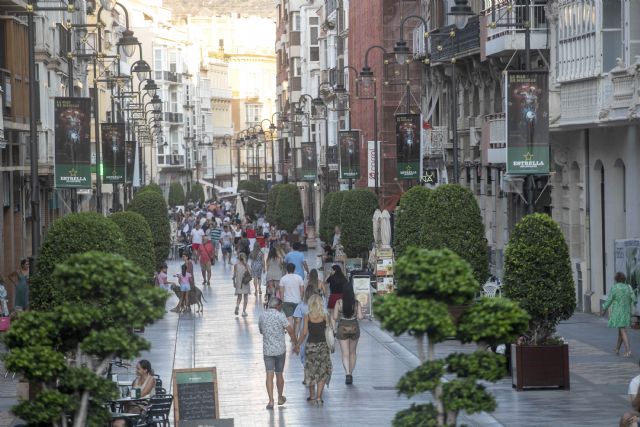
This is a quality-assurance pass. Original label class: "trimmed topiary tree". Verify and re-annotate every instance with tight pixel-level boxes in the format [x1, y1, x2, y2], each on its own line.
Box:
[273, 183, 303, 233]
[502, 213, 576, 345]
[319, 192, 337, 243]
[188, 183, 206, 205]
[422, 184, 489, 285]
[339, 189, 378, 258]
[128, 189, 171, 269]
[266, 184, 284, 224]
[374, 247, 529, 426]
[109, 211, 155, 280]
[3, 251, 167, 426]
[394, 186, 432, 257]
[138, 183, 163, 196]
[238, 180, 267, 219]
[168, 182, 186, 207]
[326, 191, 346, 245]
[31, 212, 126, 311]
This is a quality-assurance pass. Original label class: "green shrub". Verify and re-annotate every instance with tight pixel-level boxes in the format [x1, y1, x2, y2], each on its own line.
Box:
[502, 213, 576, 345]
[109, 211, 156, 279]
[457, 297, 531, 347]
[326, 191, 346, 244]
[188, 183, 206, 204]
[393, 404, 438, 427]
[394, 186, 431, 257]
[168, 182, 186, 207]
[339, 189, 379, 257]
[138, 183, 163, 196]
[273, 184, 303, 233]
[238, 180, 267, 219]
[422, 184, 489, 284]
[266, 184, 284, 224]
[30, 213, 126, 311]
[128, 189, 171, 268]
[319, 192, 337, 243]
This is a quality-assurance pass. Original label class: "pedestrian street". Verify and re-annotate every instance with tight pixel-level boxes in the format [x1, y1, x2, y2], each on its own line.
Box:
[139, 256, 496, 427]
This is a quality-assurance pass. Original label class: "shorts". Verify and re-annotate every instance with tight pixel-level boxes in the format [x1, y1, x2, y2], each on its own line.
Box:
[180, 283, 190, 292]
[191, 243, 201, 251]
[336, 318, 360, 340]
[263, 353, 286, 373]
[222, 245, 232, 254]
[282, 302, 297, 318]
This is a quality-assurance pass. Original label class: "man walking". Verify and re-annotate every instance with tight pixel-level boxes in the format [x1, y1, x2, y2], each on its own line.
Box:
[279, 263, 304, 325]
[284, 242, 309, 280]
[258, 297, 298, 410]
[209, 222, 222, 265]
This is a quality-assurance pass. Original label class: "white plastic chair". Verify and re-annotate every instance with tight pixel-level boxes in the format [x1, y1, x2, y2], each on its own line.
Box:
[482, 282, 502, 298]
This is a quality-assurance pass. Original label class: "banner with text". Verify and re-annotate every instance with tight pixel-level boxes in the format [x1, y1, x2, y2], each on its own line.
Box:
[101, 122, 126, 184]
[54, 97, 92, 188]
[125, 141, 135, 183]
[300, 142, 317, 181]
[506, 70, 549, 175]
[395, 113, 421, 180]
[339, 130, 360, 179]
[367, 141, 379, 188]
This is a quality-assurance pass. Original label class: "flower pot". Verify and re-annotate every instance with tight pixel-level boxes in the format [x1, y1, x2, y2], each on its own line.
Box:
[511, 343, 570, 391]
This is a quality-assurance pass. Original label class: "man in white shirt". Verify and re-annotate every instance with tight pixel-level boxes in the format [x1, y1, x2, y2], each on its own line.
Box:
[279, 263, 303, 324]
[219, 225, 234, 266]
[190, 222, 205, 264]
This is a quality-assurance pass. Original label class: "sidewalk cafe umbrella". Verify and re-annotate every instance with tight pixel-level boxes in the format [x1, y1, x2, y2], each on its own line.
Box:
[380, 209, 391, 247]
[372, 209, 382, 245]
[236, 194, 245, 218]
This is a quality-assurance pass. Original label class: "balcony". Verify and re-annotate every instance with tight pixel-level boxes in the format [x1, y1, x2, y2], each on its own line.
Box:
[154, 71, 183, 84]
[601, 60, 640, 121]
[430, 17, 480, 63]
[558, 78, 611, 127]
[160, 154, 185, 169]
[482, 2, 548, 57]
[481, 113, 506, 165]
[423, 126, 448, 158]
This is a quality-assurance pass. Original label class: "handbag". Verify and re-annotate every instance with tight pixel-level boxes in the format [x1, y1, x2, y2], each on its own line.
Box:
[242, 268, 252, 285]
[324, 315, 335, 353]
[0, 316, 10, 332]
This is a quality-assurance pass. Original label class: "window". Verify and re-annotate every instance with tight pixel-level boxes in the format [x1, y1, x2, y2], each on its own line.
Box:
[627, 0, 640, 62]
[292, 58, 301, 77]
[245, 103, 262, 126]
[169, 51, 177, 73]
[291, 12, 301, 31]
[170, 90, 178, 113]
[557, 0, 597, 81]
[602, 0, 622, 73]
[309, 17, 319, 61]
[154, 48, 164, 79]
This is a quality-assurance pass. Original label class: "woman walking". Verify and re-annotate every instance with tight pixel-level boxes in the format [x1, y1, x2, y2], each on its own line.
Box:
[306, 269, 327, 300]
[296, 294, 332, 404]
[9, 259, 29, 311]
[326, 265, 348, 321]
[602, 272, 637, 357]
[265, 247, 284, 307]
[233, 253, 251, 316]
[249, 245, 265, 296]
[332, 280, 363, 384]
[293, 285, 318, 367]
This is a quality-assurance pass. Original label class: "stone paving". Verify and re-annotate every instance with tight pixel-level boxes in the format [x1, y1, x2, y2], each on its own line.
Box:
[3, 249, 640, 426]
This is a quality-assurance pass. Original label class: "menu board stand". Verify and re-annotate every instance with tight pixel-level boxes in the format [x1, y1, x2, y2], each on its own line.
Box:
[173, 367, 220, 427]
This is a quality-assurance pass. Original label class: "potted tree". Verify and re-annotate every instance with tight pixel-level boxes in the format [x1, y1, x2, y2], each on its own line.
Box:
[339, 189, 378, 259]
[375, 248, 529, 426]
[168, 182, 186, 207]
[502, 213, 576, 390]
[393, 186, 431, 257]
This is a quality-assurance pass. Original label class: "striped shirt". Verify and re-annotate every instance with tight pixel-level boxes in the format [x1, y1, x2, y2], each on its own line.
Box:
[210, 227, 222, 245]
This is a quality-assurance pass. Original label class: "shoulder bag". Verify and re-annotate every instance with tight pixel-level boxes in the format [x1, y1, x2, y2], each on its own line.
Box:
[324, 314, 335, 353]
[242, 266, 252, 285]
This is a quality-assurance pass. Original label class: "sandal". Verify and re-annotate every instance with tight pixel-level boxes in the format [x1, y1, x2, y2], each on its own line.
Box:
[624, 351, 632, 357]
[266, 402, 274, 410]
[278, 396, 286, 405]
[306, 396, 315, 402]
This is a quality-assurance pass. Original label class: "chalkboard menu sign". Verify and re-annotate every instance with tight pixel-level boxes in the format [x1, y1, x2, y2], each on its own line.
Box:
[172, 367, 219, 426]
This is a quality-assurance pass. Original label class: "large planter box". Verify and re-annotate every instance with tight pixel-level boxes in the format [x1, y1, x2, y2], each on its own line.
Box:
[511, 344, 570, 391]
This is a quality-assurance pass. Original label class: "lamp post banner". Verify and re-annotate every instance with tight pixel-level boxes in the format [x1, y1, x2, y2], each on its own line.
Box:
[367, 141, 377, 188]
[505, 70, 549, 175]
[54, 97, 92, 188]
[300, 142, 317, 181]
[395, 113, 421, 180]
[101, 123, 126, 184]
[339, 130, 360, 179]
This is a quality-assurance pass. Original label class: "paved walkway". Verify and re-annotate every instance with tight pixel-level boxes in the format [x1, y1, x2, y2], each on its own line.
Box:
[2, 250, 640, 426]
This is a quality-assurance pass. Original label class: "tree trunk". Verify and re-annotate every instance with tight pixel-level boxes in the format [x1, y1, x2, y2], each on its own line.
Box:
[427, 336, 435, 361]
[73, 391, 90, 427]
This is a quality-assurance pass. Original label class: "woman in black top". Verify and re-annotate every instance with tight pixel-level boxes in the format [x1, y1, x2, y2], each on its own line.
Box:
[326, 265, 347, 310]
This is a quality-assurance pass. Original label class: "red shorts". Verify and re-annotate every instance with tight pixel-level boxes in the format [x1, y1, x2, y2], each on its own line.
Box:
[191, 243, 201, 250]
[328, 293, 342, 309]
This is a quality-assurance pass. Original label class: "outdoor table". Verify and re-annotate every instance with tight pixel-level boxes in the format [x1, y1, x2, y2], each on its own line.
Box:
[108, 396, 149, 413]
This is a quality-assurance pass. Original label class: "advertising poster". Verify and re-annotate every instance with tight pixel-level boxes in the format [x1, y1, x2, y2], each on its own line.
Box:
[300, 142, 317, 181]
[54, 97, 92, 188]
[367, 141, 377, 188]
[101, 123, 126, 184]
[505, 70, 549, 175]
[339, 130, 360, 179]
[352, 276, 372, 318]
[125, 141, 135, 183]
[395, 113, 421, 180]
[344, 258, 363, 276]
